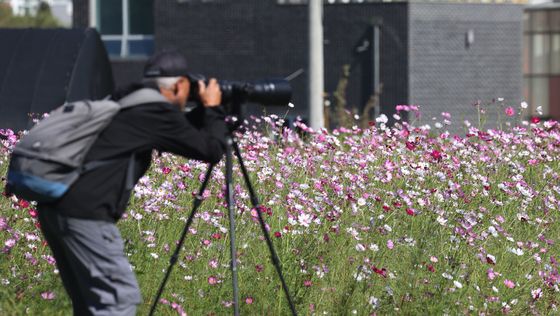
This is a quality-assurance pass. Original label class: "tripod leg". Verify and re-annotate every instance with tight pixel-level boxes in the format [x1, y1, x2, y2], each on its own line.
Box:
[225, 136, 241, 316]
[231, 139, 298, 316]
[149, 164, 215, 316]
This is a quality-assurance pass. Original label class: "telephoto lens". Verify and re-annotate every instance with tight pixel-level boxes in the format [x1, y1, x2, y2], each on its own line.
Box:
[188, 75, 292, 106]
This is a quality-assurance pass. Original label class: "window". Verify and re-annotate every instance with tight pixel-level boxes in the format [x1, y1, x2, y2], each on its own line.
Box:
[92, 0, 154, 58]
[524, 9, 560, 118]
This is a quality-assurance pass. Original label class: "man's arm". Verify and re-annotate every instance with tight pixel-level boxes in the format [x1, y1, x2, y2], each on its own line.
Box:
[151, 105, 227, 164]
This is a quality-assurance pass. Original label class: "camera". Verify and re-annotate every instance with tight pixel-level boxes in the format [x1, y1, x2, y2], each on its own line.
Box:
[188, 75, 292, 107]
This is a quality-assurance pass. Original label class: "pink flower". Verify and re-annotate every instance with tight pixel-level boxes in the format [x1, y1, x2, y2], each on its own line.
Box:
[504, 279, 515, 288]
[208, 259, 218, 268]
[208, 276, 218, 285]
[504, 107, 515, 116]
[487, 268, 498, 280]
[387, 240, 394, 249]
[41, 292, 56, 300]
[0, 217, 8, 231]
[245, 297, 254, 304]
[531, 288, 542, 300]
[4, 238, 16, 248]
[161, 167, 171, 174]
[384, 159, 395, 171]
[303, 280, 313, 287]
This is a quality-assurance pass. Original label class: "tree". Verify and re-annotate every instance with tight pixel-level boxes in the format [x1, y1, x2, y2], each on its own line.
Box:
[0, 2, 61, 28]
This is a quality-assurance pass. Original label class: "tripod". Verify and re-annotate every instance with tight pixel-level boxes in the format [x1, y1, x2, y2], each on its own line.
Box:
[149, 128, 298, 316]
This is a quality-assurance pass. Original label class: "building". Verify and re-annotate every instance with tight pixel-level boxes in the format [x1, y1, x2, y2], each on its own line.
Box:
[524, 2, 560, 120]
[73, 0, 525, 128]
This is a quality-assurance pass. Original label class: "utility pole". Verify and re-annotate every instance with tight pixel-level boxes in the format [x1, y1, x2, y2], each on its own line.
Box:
[308, 0, 324, 130]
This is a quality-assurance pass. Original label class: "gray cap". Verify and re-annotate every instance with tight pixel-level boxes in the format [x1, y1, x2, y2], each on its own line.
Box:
[143, 49, 191, 78]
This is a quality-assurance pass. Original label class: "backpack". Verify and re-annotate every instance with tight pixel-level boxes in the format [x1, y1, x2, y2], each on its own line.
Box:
[5, 88, 168, 203]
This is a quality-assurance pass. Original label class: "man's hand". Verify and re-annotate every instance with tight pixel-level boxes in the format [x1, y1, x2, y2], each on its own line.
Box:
[198, 78, 222, 107]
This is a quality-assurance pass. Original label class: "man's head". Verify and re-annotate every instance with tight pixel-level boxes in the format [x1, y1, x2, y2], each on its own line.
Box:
[143, 50, 191, 110]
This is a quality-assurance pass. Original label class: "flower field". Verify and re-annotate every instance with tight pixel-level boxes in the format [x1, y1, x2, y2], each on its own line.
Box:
[1, 104, 560, 315]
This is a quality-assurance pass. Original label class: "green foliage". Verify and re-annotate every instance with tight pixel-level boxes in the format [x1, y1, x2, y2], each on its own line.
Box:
[0, 2, 61, 28]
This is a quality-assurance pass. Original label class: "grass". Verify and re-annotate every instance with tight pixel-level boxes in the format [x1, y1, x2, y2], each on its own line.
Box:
[1, 111, 560, 315]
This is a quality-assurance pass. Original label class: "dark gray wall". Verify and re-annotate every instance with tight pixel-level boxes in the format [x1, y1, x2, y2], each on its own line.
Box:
[72, 0, 88, 29]
[408, 3, 523, 130]
[155, 0, 408, 119]
[72, 1, 523, 129]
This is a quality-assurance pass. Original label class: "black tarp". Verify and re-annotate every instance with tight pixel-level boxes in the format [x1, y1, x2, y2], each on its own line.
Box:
[0, 28, 114, 131]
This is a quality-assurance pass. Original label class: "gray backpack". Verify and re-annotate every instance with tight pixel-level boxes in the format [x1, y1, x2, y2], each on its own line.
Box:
[6, 88, 167, 203]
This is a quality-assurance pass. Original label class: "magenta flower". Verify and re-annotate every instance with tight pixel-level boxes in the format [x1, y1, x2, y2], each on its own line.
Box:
[430, 150, 442, 161]
[504, 107, 515, 117]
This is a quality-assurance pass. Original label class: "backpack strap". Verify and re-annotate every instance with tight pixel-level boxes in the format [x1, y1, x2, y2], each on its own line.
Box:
[79, 89, 165, 195]
[118, 88, 169, 109]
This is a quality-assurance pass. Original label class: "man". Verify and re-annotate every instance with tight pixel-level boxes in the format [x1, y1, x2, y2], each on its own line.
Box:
[37, 50, 227, 315]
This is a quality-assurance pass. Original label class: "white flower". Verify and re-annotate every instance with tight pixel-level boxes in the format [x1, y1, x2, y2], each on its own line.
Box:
[536, 106, 543, 115]
[369, 296, 379, 308]
[508, 248, 524, 256]
[453, 281, 463, 289]
[375, 114, 388, 124]
[297, 213, 313, 227]
[521, 101, 528, 109]
[357, 198, 366, 206]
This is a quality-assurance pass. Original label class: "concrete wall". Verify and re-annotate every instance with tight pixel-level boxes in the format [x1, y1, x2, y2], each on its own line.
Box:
[408, 3, 523, 130]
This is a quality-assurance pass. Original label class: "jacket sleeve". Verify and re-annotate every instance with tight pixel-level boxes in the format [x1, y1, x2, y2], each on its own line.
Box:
[151, 105, 227, 164]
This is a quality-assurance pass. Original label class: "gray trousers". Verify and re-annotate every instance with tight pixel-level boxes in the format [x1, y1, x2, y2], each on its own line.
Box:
[38, 208, 141, 316]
